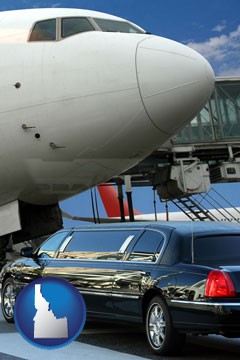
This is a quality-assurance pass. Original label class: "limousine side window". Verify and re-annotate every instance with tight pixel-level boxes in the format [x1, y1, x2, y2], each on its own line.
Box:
[127, 230, 164, 262]
[37, 231, 68, 258]
[60, 230, 138, 260]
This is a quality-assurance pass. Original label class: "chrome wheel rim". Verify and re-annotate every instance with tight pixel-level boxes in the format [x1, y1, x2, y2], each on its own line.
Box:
[3, 283, 16, 318]
[148, 303, 166, 348]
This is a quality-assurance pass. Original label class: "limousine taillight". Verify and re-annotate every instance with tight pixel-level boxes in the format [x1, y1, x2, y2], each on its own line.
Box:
[205, 270, 236, 297]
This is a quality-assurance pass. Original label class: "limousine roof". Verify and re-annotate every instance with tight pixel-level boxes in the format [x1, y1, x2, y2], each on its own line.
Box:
[66, 221, 240, 238]
[62, 222, 240, 265]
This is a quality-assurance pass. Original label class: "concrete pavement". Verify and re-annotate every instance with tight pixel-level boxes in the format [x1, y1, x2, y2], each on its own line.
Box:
[0, 332, 145, 360]
[0, 293, 144, 360]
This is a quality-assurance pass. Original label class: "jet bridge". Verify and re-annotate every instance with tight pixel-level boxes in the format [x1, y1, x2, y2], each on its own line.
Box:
[111, 77, 240, 222]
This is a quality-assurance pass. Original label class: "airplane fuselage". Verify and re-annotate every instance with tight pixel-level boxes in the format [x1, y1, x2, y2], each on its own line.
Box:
[0, 8, 214, 207]
[0, 8, 215, 249]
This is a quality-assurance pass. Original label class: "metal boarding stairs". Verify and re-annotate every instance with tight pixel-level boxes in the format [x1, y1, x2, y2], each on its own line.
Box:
[170, 188, 240, 223]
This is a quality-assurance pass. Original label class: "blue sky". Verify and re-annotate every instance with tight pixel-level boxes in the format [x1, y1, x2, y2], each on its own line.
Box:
[1, 0, 240, 225]
[2, 0, 240, 75]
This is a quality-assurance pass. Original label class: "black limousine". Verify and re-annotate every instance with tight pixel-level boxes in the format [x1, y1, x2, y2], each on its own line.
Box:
[1, 221, 240, 355]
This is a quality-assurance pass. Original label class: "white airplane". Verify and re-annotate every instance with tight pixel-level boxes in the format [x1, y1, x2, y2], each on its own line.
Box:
[63, 185, 240, 223]
[0, 8, 214, 259]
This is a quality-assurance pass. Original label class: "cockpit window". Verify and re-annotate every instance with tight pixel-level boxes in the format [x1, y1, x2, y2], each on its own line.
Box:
[29, 16, 143, 43]
[93, 18, 143, 34]
[29, 19, 56, 41]
[62, 17, 95, 38]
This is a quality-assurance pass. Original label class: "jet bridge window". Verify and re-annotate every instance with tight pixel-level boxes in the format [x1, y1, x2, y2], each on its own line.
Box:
[93, 18, 143, 33]
[29, 19, 56, 41]
[61, 17, 95, 38]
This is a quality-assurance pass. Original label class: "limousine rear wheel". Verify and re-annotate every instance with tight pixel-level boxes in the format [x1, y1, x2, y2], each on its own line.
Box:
[146, 296, 185, 355]
[1, 278, 16, 323]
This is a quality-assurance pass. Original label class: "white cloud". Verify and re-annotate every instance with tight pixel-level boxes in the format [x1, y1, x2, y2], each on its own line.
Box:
[32, 3, 41, 8]
[218, 64, 240, 77]
[212, 21, 226, 33]
[51, 3, 61, 7]
[22, 0, 61, 8]
[187, 25, 240, 76]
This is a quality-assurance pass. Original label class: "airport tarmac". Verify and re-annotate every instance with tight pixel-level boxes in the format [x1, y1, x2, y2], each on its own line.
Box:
[1, 292, 240, 360]
[0, 285, 144, 360]
[0, 313, 143, 360]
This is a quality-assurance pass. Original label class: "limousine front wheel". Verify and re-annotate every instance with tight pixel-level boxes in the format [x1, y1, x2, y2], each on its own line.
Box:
[146, 296, 185, 355]
[1, 278, 16, 323]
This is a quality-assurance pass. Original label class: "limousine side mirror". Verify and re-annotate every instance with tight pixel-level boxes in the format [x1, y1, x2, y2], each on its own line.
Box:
[20, 246, 33, 258]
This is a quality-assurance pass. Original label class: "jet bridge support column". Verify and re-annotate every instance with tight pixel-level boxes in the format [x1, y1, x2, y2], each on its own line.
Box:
[125, 176, 135, 222]
[0, 236, 9, 269]
[117, 184, 126, 222]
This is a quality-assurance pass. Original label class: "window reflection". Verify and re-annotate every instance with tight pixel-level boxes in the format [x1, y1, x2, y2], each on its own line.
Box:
[61, 230, 137, 260]
[36, 231, 68, 258]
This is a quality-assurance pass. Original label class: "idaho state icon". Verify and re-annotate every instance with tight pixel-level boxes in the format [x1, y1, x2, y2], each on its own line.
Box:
[14, 277, 86, 349]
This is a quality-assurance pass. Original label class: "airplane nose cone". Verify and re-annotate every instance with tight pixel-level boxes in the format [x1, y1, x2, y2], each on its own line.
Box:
[136, 36, 215, 134]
